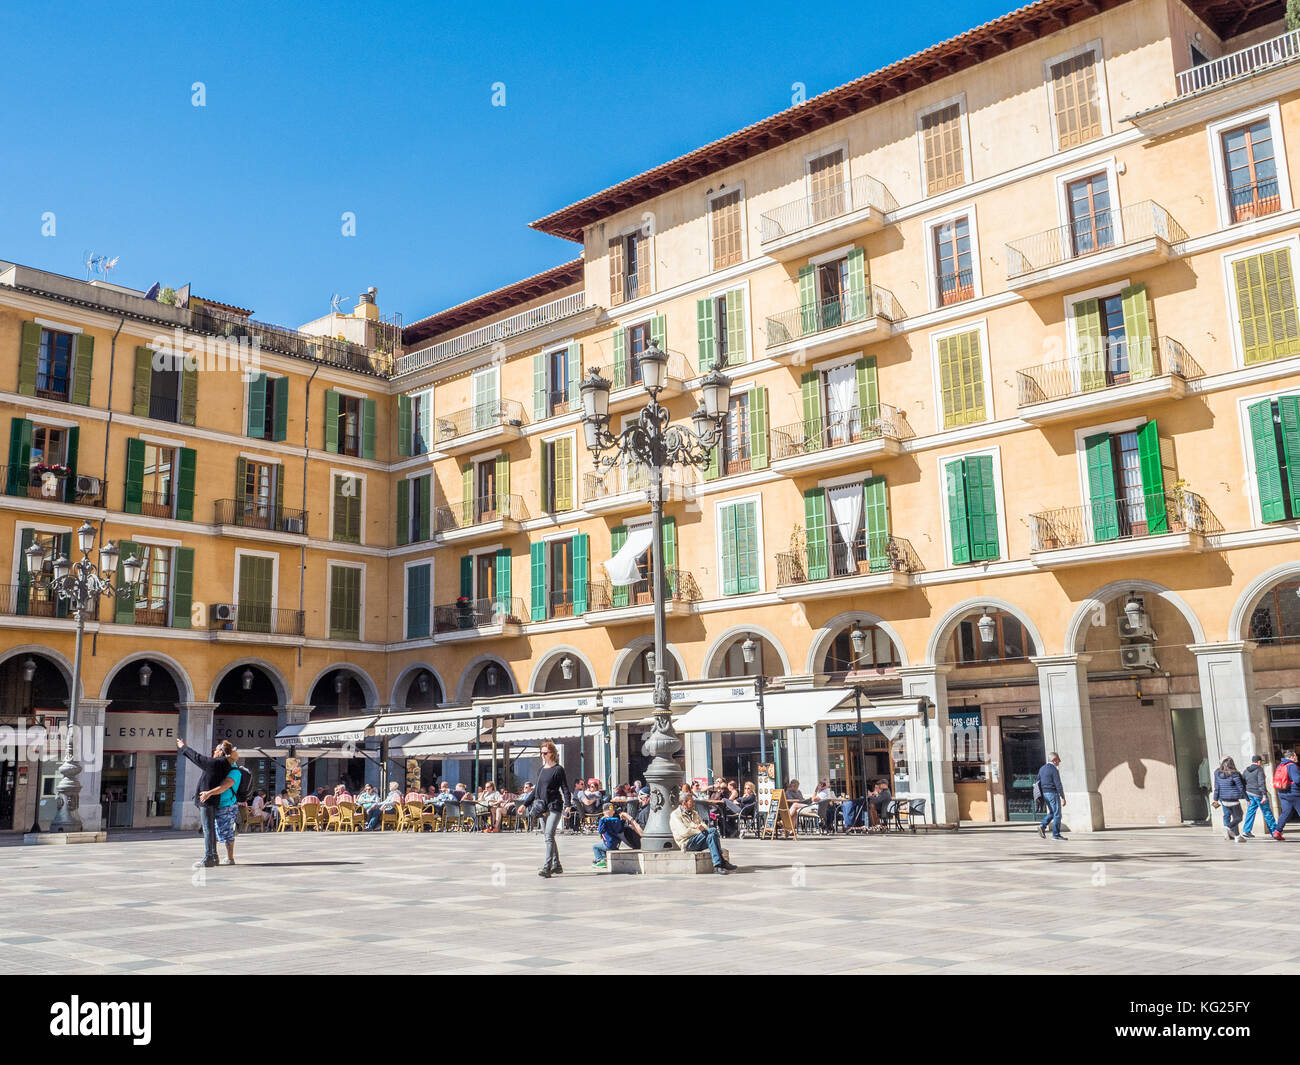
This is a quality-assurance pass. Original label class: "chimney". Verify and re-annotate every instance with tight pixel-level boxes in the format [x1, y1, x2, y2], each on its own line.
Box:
[353, 286, 379, 320]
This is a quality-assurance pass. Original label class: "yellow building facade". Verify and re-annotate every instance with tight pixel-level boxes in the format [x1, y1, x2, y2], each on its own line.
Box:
[3, 0, 1300, 832]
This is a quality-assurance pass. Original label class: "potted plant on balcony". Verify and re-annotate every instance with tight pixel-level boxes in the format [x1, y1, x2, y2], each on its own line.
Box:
[785, 525, 808, 584]
[1168, 479, 1190, 533]
[455, 595, 474, 630]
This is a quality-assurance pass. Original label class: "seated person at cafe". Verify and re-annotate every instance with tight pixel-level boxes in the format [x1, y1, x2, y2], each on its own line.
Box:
[506, 782, 534, 824]
[591, 802, 643, 868]
[670, 791, 737, 873]
[784, 780, 808, 823]
[432, 781, 457, 808]
[355, 784, 378, 810]
[813, 781, 837, 833]
[365, 781, 405, 829]
[868, 779, 893, 831]
[479, 781, 504, 832]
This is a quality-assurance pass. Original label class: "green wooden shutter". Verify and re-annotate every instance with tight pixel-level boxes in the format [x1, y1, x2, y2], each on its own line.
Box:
[132, 348, 153, 417]
[856, 356, 879, 424]
[530, 540, 546, 620]
[567, 343, 581, 410]
[459, 555, 473, 598]
[495, 548, 511, 617]
[725, 289, 746, 364]
[18, 322, 40, 396]
[176, 447, 197, 522]
[945, 460, 971, 564]
[533, 352, 547, 421]
[396, 480, 410, 546]
[863, 476, 890, 570]
[1136, 420, 1168, 534]
[804, 488, 828, 580]
[939, 330, 985, 428]
[696, 297, 716, 372]
[749, 386, 769, 470]
[329, 566, 360, 639]
[495, 452, 510, 512]
[660, 516, 677, 595]
[234, 456, 248, 512]
[703, 436, 719, 480]
[540, 443, 553, 514]
[124, 437, 145, 514]
[324, 390, 340, 453]
[611, 525, 629, 607]
[1278, 396, 1300, 518]
[407, 564, 431, 639]
[846, 247, 868, 321]
[1251, 398, 1286, 522]
[1072, 298, 1106, 393]
[417, 475, 431, 541]
[801, 371, 823, 448]
[937, 335, 959, 428]
[1262, 249, 1300, 361]
[398, 394, 411, 456]
[798, 265, 817, 336]
[735, 501, 759, 593]
[361, 398, 376, 459]
[72, 333, 94, 406]
[273, 464, 285, 527]
[5, 418, 31, 495]
[461, 462, 474, 526]
[247, 374, 267, 438]
[115, 541, 139, 624]
[171, 547, 194, 628]
[1236, 251, 1300, 364]
[1120, 283, 1154, 381]
[720, 503, 740, 595]
[573, 533, 589, 616]
[965, 454, 999, 561]
[1083, 432, 1120, 542]
[62, 427, 79, 504]
[273, 378, 289, 441]
[180, 364, 198, 426]
[650, 314, 666, 354]
[612, 328, 626, 390]
[16, 528, 34, 615]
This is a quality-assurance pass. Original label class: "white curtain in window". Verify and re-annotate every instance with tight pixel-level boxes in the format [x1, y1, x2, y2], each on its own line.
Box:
[824, 364, 858, 444]
[604, 525, 654, 586]
[827, 483, 863, 573]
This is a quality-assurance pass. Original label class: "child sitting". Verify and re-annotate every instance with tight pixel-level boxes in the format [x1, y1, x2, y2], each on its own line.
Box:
[591, 802, 642, 869]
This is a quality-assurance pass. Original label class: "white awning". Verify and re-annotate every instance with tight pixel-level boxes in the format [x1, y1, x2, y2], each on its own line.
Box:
[388, 733, 479, 758]
[491, 715, 588, 743]
[275, 715, 377, 746]
[371, 711, 479, 737]
[670, 689, 856, 732]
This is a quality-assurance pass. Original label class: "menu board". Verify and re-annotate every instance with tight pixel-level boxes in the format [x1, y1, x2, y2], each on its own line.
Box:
[757, 763, 775, 812]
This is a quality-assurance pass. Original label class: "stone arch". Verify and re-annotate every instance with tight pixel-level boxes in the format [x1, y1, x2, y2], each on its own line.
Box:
[0, 645, 79, 700]
[805, 611, 911, 674]
[528, 646, 598, 693]
[456, 655, 518, 704]
[926, 597, 1047, 665]
[702, 625, 792, 678]
[98, 651, 196, 704]
[1066, 579, 1207, 652]
[303, 662, 380, 709]
[389, 662, 448, 707]
[610, 636, 688, 686]
[208, 658, 291, 707]
[1229, 562, 1300, 642]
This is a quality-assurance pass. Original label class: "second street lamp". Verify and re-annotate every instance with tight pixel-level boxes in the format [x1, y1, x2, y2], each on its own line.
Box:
[579, 344, 731, 850]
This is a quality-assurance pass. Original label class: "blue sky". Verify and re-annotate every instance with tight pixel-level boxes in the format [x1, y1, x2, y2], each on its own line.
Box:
[0, 0, 1016, 328]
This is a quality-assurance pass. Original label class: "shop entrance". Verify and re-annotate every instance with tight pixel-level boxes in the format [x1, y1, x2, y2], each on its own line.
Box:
[826, 725, 892, 798]
[1171, 706, 1210, 823]
[101, 754, 134, 828]
[1268, 707, 1300, 825]
[999, 716, 1045, 822]
[0, 759, 14, 829]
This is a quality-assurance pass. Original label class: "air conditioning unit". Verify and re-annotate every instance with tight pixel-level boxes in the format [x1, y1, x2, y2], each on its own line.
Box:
[1120, 644, 1160, 671]
[1117, 615, 1157, 641]
[212, 603, 237, 623]
[75, 474, 102, 496]
[282, 517, 304, 534]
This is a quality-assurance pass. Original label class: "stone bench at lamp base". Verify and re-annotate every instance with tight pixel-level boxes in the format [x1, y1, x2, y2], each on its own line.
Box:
[605, 848, 729, 875]
[24, 831, 108, 846]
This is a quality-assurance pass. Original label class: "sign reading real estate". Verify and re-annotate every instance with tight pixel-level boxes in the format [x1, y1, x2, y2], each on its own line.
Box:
[104, 712, 179, 752]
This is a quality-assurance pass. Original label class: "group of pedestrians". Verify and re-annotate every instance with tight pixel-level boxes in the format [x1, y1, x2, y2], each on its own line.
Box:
[1212, 750, 1300, 841]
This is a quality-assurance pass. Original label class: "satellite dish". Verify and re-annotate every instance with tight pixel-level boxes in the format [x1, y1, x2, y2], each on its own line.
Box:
[144, 282, 161, 301]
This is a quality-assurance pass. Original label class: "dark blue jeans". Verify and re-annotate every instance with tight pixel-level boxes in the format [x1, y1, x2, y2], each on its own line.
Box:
[683, 827, 725, 867]
[1039, 792, 1063, 838]
[199, 804, 218, 862]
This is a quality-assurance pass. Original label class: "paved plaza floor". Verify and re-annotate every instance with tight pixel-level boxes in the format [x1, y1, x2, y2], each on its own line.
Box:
[1, 824, 1294, 974]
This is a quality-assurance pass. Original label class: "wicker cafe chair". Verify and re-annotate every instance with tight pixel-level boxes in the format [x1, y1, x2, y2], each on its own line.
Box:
[379, 805, 401, 831]
[324, 804, 344, 831]
[276, 805, 302, 832]
[400, 802, 424, 832]
[337, 802, 364, 832]
[300, 803, 327, 831]
[419, 804, 439, 832]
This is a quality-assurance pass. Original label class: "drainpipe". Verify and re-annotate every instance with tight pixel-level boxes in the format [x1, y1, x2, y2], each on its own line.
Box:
[91, 315, 126, 660]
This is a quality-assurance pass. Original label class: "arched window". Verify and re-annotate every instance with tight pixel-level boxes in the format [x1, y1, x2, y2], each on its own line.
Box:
[625, 647, 681, 685]
[822, 625, 899, 675]
[952, 612, 1036, 664]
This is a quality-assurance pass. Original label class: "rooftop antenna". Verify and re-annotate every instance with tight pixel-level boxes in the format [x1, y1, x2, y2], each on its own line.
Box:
[330, 293, 352, 314]
[82, 252, 120, 281]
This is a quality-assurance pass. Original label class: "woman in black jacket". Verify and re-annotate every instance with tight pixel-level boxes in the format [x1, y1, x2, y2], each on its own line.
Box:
[534, 739, 571, 878]
[1212, 756, 1247, 843]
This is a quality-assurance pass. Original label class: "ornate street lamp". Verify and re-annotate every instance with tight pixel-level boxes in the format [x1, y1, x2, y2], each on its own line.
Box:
[560, 656, 574, 682]
[241, 668, 254, 692]
[579, 343, 731, 850]
[23, 522, 141, 833]
[977, 608, 996, 646]
[1124, 591, 1145, 631]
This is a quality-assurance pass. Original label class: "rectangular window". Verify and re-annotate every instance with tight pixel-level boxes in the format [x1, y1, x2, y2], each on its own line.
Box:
[718, 499, 760, 596]
[921, 104, 964, 195]
[821, 363, 862, 446]
[141, 445, 175, 519]
[817, 258, 849, 330]
[410, 391, 430, 455]
[36, 329, 74, 400]
[328, 565, 362, 641]
[945, 454, 1000, 563]
[808, 149, 846, 223]
[546, 347, 569, 416]
[933, 216, 973, 306]
[133, 545, 172, 625]
[1051, 49, 1102, 149]
[336, 395, 361, 456]
[724, 393, 751, 475]
[406, 562, 431, 640]
[1222, 119, 1279, 224]
[149, 364, 182, 422]
[1067, 173, 1114, 257]
[710, 189, 743, 271]
[1099, 294, 1129, 380]
[1232, 248, 1300, 365]
[471, 368, 498, 430]
[475, 553, 496, 602]
[549, 538, 575, 618]
[609, 231, 649, 305]
[237, 554, 274, 633]
[332, 473, 362, 543]
[1083, 421, 1168, 542]
[937, 329, 986, 428]
[22, 530, 65, 616]
[243, 461, 276, 527]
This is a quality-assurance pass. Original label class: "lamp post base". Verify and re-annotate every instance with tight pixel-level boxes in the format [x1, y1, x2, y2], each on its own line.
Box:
[640, 731, 683, 852]
[24, 831, 107, 846]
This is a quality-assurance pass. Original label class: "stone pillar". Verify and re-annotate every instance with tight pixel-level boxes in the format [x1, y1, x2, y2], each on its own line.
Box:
[174, 702, 218, 830]
[72, 699, 109, 832]
[898, 665, 958, 824]
[1032, 654, 1104, 832]
[1191, 643, 1263, 767]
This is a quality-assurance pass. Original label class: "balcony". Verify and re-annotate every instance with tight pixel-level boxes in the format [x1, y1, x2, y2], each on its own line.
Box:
[1005, 201, 1186, 297]
[759, 174, 899, 261]
[608, 349, 690, 413]
[1028, 490, 1222, 568]
[0, 584, 99, 620]
[771, 404, 911, 475]
[774, 536, 921, 601]
[1176, 27, 1300, 97]
[209, 605, 305, 638]
[431, 399, 527, 456]
[765, 287, 900, 362]
[1015, 338, 1204, 424]
[433, 493, 527, 543]
[585, 571, 701, 624]
[1, 467, 108, 508]
[189, 304, 392, 377]
[433, 595, 527, 640]
[581, 465, 692, 516]
[395, 292, 589, 377]
[213, 499, 308, 536]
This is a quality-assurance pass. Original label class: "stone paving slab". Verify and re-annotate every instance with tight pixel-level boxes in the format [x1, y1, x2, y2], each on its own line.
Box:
[0, 824, 1293, 974]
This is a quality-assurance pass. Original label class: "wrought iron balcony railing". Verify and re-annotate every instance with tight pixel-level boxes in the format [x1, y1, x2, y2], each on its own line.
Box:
[189, 304, 392, 377]
[433, 595, 529, 633]
[759, 174, 898, 244]
[772, 403, 912, 460]
[1015, 337, 1204, 406]
[433, 493, 528, 534]
[766, 286, 901, 347]
[1029, 490, 1222, 551]
[213, 499, 309, 535]
[1176, 27, 1300, 96]
[775, 535, 922, 587]
[1005, 201, 1186, 279]
[0, 583, 99, 619]
[209, 605, 305, 637]
[432, 398, 527, 444]
[1, 467, 108, 507]
[1227, 177, 1283, 224]
[586, 570, 702, 611]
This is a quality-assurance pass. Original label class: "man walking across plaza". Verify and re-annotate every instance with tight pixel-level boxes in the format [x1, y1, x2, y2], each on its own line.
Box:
[671, 791, 738, 874]
[1272, 749, 1300, 840]
[1036, 752, 1066, 841]
[1242, 754, 1277, 839]
[176, 737, 238, 867]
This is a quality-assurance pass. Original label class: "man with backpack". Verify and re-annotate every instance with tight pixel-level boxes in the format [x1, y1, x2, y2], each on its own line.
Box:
[199, 750, 250, 865]
[177, 737, 239, 867]
[1271, 749, 1300, 841]
[1242, 754, 1277, 839]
